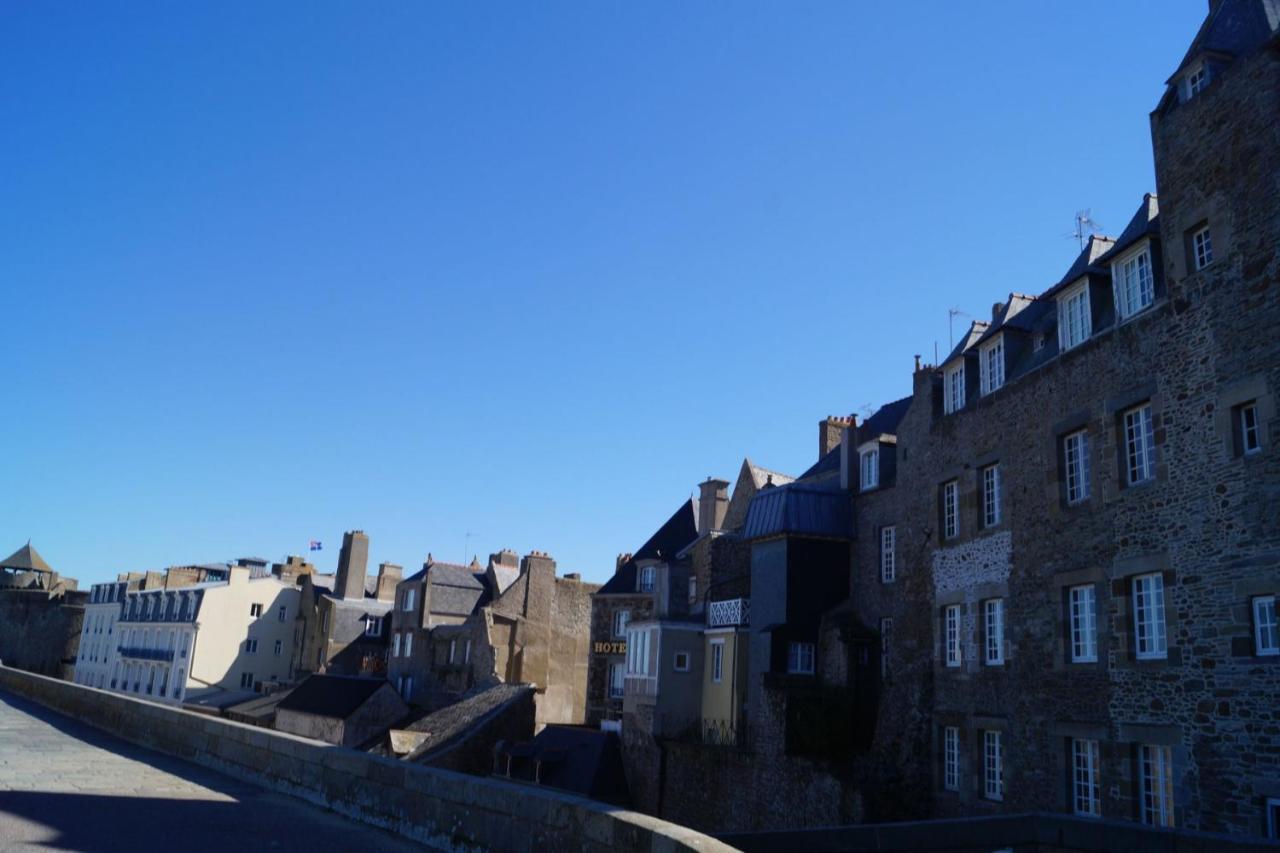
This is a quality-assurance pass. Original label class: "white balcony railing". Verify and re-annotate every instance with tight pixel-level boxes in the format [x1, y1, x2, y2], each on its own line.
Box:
[707, 597, 749, 628]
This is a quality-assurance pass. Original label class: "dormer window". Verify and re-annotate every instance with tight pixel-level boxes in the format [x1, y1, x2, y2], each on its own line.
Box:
[1185, 63, 1208, 99]
[944, 362, 965, 414]
[1113, 242, 1154, 319]
[859, 444, 880, 491]
[979, 336, 1005, 396]
[638, 565, 655, 593]
[1058, 281, 1092, 351]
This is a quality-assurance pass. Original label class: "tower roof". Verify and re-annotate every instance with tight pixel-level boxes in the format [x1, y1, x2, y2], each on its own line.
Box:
[0, 542, 53, 573]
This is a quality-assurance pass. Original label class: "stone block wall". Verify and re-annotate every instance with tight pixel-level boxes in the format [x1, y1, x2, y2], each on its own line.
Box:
[0, 590, 84, 679]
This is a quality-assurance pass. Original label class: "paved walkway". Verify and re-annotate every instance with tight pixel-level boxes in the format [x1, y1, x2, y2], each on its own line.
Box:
[0, 689, 434, 852]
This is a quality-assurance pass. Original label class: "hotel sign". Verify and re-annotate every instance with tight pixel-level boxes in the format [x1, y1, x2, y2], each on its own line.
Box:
[593, 641, 626, 655]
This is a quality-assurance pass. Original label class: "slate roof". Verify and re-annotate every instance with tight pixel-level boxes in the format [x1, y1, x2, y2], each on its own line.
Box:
[277, 674, 388, 719]
[1167, 0, 1280, 81]
[401, 683, 534, 761]
[971, 294, 1041, 349]
[1095, 195, 1160, 265]
[495, 725, 629, 805]
[861, 396, 912, 438]
[1041, 234, 1117, 298]
[941, 320, 990, 364]
[425, 562, 488, 616]
[797, 447, 841, 481]
[0, 543, 53, 573]
[598, 499, 699, 595]
[741, 482, 851, 541]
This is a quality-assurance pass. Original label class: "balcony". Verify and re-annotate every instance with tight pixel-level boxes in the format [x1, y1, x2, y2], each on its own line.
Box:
[117, 646, 175, 662]
[707, 598, 749, 628]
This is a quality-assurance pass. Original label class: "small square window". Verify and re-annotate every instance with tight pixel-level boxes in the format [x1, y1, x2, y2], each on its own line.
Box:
[673, 651, 690, 672]
[787, 641, 815, 675]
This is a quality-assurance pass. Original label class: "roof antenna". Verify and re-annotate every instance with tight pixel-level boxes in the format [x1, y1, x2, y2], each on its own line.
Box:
[1069, 209, 1104, 250]
[948, 308, 970, 350]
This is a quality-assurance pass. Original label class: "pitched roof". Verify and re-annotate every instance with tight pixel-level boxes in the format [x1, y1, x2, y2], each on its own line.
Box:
[494, 725, 629, 805]
[971, 293, 1041, 348]
[1041, 234, 1117, 298]
[1095, 195, 1160, 265]
[1167, 0, 1280, 82]
[742, 482, 851, 541]
[401, 683, 534, 762]
[746, 460, 795, 490]
[598, 499, 699, 595]
[404, 558, 473, 583]
[277, 675, 389, 719]
[0, 543, 53, 573]
[941, 320, 990, 364]
[797, 447, 841, 481]
[861, 396, 912, 439]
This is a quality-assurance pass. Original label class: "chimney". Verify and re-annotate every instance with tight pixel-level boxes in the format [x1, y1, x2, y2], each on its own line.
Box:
[820, 415, 853, 460]
[335, 530, 370, 600]
[616, 553, 633, 571]
[489, 549, 519, 569]
[521, 550, 557, 577]
[376, 562, 402, 602]
[992, 302, 1005, 321]
[697, 478, 730, 534]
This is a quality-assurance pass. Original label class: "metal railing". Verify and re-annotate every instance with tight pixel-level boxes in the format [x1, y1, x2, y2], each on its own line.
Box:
[707, 597, 749, 628]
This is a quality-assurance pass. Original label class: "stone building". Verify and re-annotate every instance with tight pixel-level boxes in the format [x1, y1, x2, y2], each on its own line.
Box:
[0, 542, 85, 679]
[275, 673, 409, 748]
[295, 530, 395, 678]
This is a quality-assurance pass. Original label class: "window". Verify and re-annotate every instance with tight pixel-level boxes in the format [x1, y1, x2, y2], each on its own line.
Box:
[1186, 63, 1208, 98]
[405, 632, 413, 657]
[860, 446, 879, 490]
[673, 651, 690, 672]
[250, 603, 263, 618]
[1069, 585, 1098, 663]
[944, 605, 962, 667]
[1254, 595, 1278, 656]
[710, 640, 724, 683]
[943, 726, 960, 791]
[880, 618, 892, 679]
[1140, 744, 1174, 827]
[321, 612, 329, 635]
[274, 639, 283, 657]
[1123, 404, 1157, 485]
[392, 633, 401, 657]
[980, 336, 1005, 395]
[1239, 402, 1262, 456]
[944, 362, 966, 414]
[1072, 738, 1101, 817]
[399, 675, 414, 700]
[638, 565, 655, 593]
[1064, 430, 1090, 504]
[1191, 226, 1213, 270]
[404, 588, 416, 611]
[608, 662, 625, 698]
[364, 616, 382, 638]
[983, 730, 1004, 801]
[448, 638, 457, 664]
[1132, 573, 1167, 660]
[1114, 246, 1154, 319]
[180, 632, 190, 659]
[613, 609, 630, 638]
[787, 642, 815, 675]
[982, 464, 1001, 527]
[277, 605, 287, 622]
[1266, 797, 1280, 840]
[943, 480, 959, 539]
[984, 599, 1004, 665]
[626, 627, 651, 676]
[245, 638, 258, 654]
[880, 526, 896, 583]
[688, 576, 697, 604]
[1059, 281, 1092, 350]
[464, 639, 471, 664]
[240, 672, 254, 690]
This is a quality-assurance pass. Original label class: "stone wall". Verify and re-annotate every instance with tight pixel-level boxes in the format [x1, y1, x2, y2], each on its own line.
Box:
[0, 664, 735, 853]
[0, 590, 84, 679]
[587, 593, 652, 726]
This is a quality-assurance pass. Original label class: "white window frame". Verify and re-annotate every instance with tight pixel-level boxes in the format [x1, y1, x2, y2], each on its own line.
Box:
[1253, 595, 1278, 657]
[984, 598, 1004, 665]
[1069, 584, 1098, 663]
[448, 638, 457, 664]
[979, 336, 1005, 396]
[787, 641, 815, 675]
[1124, 404, 1157, 486]
[1058, 280, 1092, 351]
[943, 726, 960, 791]
[943, 480, 959, 539]
[710, 639, 724, 683]
[1112, 243, 1154, 319]
[944, 605, 962, 667]
[1064, 430, 1090, 504]
[1241, 402, 1261, 456]
[1191, 225, 1213, 270]
[880, 526, 896, 583]
[613, 609, 631, 638]
[608, 661, 625, 698]
[638, 565, 655, 593]
[364, 616, 382, 638]
[1140, 744, 1174, 827]
[1185, 62, 1208, 98]
[983, 730, 1004, 801]
[944, 361, 966, 414]
[880, 617, 892, 679]
[673, 651, 690, 672]
[1072, 738, 1101, 817]
[626, 627, 651, 676]
[1132, 573, 1168, 660]
[982, 464, 1001, 527]
[859, 445, 880, 491]
[404, 588, 416, 612]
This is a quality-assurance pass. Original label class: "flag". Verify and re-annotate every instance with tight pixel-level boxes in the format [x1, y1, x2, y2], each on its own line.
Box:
[309, 540, 322, 551]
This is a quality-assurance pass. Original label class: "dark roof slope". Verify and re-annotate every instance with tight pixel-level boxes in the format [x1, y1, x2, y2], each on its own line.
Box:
[598, 499, 699, 595]
[495, 725, 630, 805]
[403, 683, 534, 761]
[942, 320, 990, 364]
[1042, 234, 1117, 298]
[1095, 195, 1160, 264]
[742, 482, 851, 541]
[797, 447, 840, 481]
[861, 396, 912, 438]
[1168, 0, 1280, 81]
[277, 675, 387, 719]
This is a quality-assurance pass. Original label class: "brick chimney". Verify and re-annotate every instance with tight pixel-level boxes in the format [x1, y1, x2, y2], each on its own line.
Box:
[616, 553, 633, 571]
[489, 549, 519, 569]
[697, 478, 730, 534]
[334, 530, 370, 601]
[820, 415, 854, 459]
[375, 562, 402, 602]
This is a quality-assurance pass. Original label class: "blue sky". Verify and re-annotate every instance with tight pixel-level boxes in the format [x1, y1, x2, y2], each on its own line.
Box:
[1, 2, 1207, 586]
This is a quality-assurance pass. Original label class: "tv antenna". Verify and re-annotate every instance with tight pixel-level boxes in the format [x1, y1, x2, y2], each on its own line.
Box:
[1069, 209, 1105, 250]
[948, 308, 970, 350]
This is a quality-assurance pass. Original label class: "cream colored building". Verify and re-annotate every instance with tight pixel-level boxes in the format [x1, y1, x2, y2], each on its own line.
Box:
[104, 566, 300, 705]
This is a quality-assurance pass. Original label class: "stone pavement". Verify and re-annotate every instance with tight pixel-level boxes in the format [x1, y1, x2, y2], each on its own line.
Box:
[0, 689, 435, 852]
